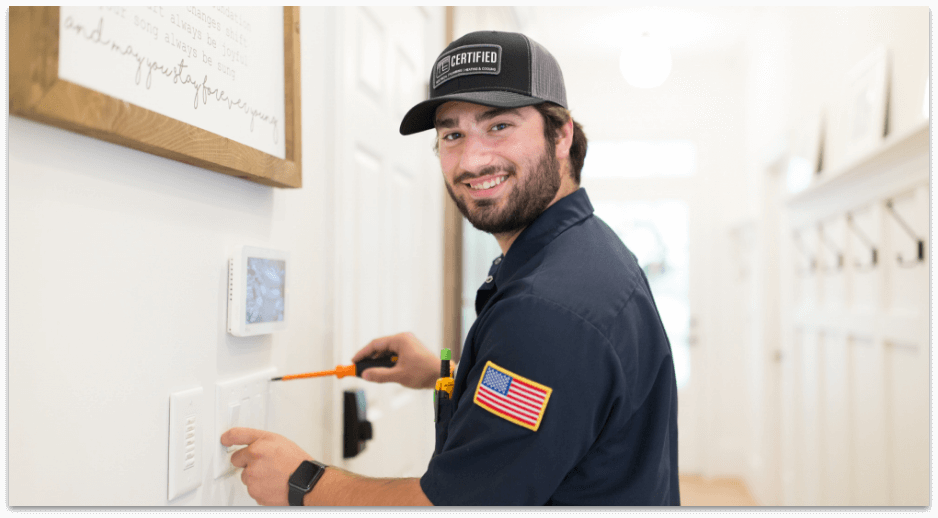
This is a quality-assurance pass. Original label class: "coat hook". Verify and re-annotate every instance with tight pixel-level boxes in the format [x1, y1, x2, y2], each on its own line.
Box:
[818, 223, 843, 274]
[846, 213, 878, 271]
[792, 231, 815, 276]
[884, 200, 925, 267]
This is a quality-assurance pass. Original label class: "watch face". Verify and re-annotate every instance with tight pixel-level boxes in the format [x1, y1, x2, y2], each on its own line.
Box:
[289, 461, 319, 489]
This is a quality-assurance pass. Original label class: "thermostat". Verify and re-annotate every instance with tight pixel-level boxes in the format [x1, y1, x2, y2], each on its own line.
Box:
[227, 246, 289, 336]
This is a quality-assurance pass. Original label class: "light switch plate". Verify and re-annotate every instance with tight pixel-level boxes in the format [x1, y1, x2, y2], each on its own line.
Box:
[214, 368, 276, 478]
[168, 387, 203, 500]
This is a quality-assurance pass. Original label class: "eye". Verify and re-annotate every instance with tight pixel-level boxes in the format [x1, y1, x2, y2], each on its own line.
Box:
[491, 123, 509, 132]
[442, 132, 462, 141]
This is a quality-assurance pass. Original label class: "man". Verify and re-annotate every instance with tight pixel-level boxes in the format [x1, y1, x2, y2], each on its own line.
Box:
[222, 30, 680, 506]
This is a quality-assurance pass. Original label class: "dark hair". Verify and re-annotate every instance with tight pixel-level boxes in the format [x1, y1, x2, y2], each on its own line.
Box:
[431, 103, 588, 183]
[534, 103, 588, 184]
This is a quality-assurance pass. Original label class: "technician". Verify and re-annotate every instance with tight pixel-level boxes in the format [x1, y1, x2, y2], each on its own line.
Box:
[221, 30, 680, 506]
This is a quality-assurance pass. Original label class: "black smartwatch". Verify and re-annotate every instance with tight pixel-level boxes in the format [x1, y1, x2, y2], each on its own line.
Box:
[288, 460, 327, 506]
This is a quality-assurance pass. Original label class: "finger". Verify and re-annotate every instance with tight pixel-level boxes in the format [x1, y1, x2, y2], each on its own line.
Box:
[361, 366, 398, 383]
[350, 341, 380, 363]
[221, 426, 264, 447]
[352, 337, 393, 363]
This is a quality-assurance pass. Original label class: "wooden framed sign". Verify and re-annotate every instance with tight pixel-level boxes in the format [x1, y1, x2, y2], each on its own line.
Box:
[10, 6, 301, 188]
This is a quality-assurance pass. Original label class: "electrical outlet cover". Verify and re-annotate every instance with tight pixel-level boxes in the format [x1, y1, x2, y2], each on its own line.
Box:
[214, 368, 276, 478]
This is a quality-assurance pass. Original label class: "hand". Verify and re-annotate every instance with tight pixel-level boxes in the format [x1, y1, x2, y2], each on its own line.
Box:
[352, 332, 440, 389]
[221, 427, 315, 506]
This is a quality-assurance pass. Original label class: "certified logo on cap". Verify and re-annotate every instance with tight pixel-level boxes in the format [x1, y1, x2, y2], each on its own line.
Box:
[400, 31, 567, 135]
[432, 44, 502, 89]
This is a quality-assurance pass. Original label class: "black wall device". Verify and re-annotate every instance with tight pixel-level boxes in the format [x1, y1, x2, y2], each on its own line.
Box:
[343, 389, 373, 458]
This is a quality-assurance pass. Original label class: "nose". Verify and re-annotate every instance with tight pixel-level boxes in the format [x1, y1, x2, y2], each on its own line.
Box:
[457, 133, 496, 174]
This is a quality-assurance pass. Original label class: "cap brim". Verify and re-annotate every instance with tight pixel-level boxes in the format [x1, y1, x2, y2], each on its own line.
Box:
[399, 91, 546, 135]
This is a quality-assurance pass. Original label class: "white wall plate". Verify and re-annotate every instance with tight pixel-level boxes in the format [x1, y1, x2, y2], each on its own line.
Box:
[168, 387, 203, 500]
[214, 368, 277, 478]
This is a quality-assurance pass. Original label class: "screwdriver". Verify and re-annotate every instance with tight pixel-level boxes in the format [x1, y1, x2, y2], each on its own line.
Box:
[270, 353, 398, 381]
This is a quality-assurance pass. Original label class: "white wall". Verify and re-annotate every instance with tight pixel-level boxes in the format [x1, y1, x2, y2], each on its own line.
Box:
[739, 6, 929, 505]
[743, 7, 929, 176]
[8, 7, 442, 505]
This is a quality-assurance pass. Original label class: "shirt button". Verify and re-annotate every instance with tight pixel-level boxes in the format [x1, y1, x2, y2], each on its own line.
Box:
[485, 275, 494, 283]
[494, 257, 502, 265]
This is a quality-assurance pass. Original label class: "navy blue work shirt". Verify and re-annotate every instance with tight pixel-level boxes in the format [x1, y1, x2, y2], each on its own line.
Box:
[420, 188, 680, 506]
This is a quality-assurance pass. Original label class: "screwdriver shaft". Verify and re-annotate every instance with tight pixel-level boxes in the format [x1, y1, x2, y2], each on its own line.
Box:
[278, 369, 337, 381]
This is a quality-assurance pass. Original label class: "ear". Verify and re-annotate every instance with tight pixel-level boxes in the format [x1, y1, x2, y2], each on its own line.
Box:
[554, 118, 575, 162]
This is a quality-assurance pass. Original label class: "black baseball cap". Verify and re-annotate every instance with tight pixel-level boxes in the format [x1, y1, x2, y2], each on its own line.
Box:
[399, 31, 568, 135]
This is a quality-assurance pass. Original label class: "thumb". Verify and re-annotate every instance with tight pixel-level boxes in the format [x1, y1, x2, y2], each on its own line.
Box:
[221, 427, 265, 447]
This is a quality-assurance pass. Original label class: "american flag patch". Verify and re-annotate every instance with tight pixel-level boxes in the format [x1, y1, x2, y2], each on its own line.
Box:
[473, 361, 552, 431]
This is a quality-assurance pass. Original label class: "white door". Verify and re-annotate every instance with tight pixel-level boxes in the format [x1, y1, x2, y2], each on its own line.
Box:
[580, 140, 711, 476]
[330, 6, 444, 477]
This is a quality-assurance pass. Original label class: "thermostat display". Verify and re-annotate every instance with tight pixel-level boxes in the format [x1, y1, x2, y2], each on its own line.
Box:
[246, 258, 285, 324]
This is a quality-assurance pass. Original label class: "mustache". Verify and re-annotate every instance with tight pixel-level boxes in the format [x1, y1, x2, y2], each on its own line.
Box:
[454, 165, 516, 185]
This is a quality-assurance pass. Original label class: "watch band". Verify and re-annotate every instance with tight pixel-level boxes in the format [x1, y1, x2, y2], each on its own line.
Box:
[288, 460, 327, 506]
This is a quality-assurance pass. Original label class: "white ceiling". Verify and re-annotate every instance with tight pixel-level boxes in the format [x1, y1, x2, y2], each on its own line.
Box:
[514, 6, 763, 58]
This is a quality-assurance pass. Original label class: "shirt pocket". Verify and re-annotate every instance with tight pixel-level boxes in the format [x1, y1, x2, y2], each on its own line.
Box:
[433, 396, 455, 456]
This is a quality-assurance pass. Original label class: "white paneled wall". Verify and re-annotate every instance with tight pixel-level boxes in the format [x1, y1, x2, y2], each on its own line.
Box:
[781, 124, 929, 506]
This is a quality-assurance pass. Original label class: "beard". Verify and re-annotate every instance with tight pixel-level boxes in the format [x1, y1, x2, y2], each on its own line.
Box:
[445, 145, 562, 236]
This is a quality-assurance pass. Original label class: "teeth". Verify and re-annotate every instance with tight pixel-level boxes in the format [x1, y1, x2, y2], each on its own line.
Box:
[470, 176, 505, 190]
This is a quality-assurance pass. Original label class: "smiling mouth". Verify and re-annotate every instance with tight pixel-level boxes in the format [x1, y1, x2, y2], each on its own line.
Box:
[464, 175, 510, 201]
[465, 174, 508, 191]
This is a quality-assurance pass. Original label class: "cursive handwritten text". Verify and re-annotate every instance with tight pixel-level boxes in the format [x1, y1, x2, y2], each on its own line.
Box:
[62, 16, 279, 144]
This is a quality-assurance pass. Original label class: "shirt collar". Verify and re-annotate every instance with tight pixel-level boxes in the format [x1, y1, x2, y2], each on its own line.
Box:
[494, 187, 594, 286]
